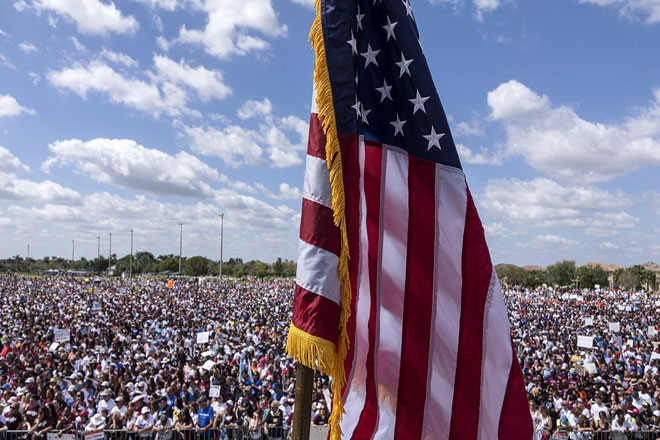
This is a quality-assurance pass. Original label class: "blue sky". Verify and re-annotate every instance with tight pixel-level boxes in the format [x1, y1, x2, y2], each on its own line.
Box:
[1, 0, 659, 266]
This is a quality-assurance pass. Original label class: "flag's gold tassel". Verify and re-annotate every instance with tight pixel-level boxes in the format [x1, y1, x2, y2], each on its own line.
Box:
[308, 0, 351, 438]
[286, 322, 335, 375]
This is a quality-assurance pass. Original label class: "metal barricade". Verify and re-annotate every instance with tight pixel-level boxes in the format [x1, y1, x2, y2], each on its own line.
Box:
[552, 429, 660, 440]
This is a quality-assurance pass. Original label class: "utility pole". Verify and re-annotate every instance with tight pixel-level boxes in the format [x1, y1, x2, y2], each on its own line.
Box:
[129, 228, 134, 278]
[178, 223, 183, 273]
[219, 213, 224, 280]
[97, 236, 100, 259]
[27, 244, 29, 259]
[109, 232, 112, 274]
[71, 240, 75, 263]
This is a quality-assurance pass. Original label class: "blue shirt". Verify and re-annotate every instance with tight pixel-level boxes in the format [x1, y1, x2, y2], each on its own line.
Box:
[198, 405, 214, 428]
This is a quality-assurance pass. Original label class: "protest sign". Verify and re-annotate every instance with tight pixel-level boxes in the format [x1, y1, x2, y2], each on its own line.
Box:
[209, 384, 221, 398]
[609, 322, 620, 332]
[584, 317, 594, 326]
[196, 331, 210, 344]
[54, 328, 70, 343]
[92, 302, 101, 312]
[649, 326, 657, 337]
[201, 350, 213, 357]
[48, 434, 76, 440]
[49, 342, 59, 352]
[202, 360, 216, 371]
[652, 352, 660, 361]
[85, 430, 104, 440]
[577, 335, 593, 349]
[583, 362, 597, 375]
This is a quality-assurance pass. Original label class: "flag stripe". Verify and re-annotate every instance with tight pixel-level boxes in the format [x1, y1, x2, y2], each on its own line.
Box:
[393, 155, 436, 440]
[448, 189, 493, 440]
[498, 342, 535, 438]
[295, 239, 341, 305]
[300, 197, 341, 257]
[308, 113, 326, 159]
[303, 155, 332, 208]
[421, 168, 467, 440]
[373, 147, 409, 440]
[340, 138, 375, 439]
[351, 141, 385, 439]
[292, 284, 342, 344]
[478, 273, 513, 439]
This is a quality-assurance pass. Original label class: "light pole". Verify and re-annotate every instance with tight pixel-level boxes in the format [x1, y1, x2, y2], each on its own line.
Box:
[219, 213, 224, 280]
[27, 244, 29, 259]
[178, 223, 183, 273]
[109, 232, 112, 273]
[71, 240, 75, 264]
[129, 228, 133, 278]
[97, 236, 100, 259]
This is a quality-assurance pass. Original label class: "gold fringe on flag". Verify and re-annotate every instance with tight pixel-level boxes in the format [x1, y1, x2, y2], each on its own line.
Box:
[285, 322, 336, 376]
[283, 0, 353, 438]
[308, 0, 352, 438]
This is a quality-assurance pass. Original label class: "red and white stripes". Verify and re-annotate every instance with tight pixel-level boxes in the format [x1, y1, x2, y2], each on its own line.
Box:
[292, 110, 532, 438]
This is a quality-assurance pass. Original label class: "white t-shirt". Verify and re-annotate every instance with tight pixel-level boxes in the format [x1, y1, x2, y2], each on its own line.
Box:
[136, 414, 155, 437]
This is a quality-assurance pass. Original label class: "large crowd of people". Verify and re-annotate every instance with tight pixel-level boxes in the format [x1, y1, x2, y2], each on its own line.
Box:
[509, 287, 660, 438]
[2, 274, 660, 439]
[0, 276, 331, 439]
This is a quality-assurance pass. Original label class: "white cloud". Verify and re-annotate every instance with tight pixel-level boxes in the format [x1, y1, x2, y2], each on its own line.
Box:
[152, 55, 231, 101]
[24, 0, 138, 35]
[599, 241, 620, 250]
[256, 182, 302, 200]
[520, 234, 581, 247]
[156, 36, 170, 51]
[0, 94, 36, 117]
[18, 42, 38, 53]
[238, 98, 273, 120]
[29, 72, 40, 84]
[452, 119, 483, 137]
[181, 97, 307, 168]
[0, 28, 7, 37]
[646, 192, 660, 215]
[48, 61, 195, 118]
[0, 53, 16, 69]
[456, 143, 502, 165]
[579, 0, 660, 24]
[42, 138, 221, 197]
[100, 48, 138, 68]
[136, 0, 178, 10]
[474, 0, 500, 20]
[70, 36, 86, 51]
[175, 0, 287, 59]
[0, 146, 29, 172]
[480, 177, 637, 235]
[488, 80, 660, 183]
[0, 172, 81, 204]
[181, 124, 264, 168]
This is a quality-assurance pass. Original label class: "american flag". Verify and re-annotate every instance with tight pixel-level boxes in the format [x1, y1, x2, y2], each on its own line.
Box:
[287, 0, 533, 437]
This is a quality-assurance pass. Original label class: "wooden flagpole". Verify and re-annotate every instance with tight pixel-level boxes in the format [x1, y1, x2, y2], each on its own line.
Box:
[292, 363, 314, 440]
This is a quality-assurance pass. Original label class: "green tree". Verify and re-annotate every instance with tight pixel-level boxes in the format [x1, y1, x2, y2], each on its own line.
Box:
[184, 256, 212, 276]
[522, 270, 547, 289]
[158, 257, 180, 272]
[495, 264, 527, 287]
[545, 260, 576, 287]
[576, 265, 610, 289]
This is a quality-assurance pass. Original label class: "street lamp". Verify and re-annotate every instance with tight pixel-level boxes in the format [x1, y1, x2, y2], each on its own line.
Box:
[129, 228, 133, 278]
[109, 232, 112, 274]
[97, 236, 100, 259]
[178, 223, 183, 273]
[219, 213, 224, 280]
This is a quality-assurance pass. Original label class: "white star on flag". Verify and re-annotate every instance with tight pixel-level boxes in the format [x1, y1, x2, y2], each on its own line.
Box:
[347, 31, 357, 55]
[360, 103, 371, 124]
[423, 126, 444, 150]
[409, 90, 430, 114]
[351, 96, 361, 118]
[383, 16, 398, 41]
[375, 79, 393, 102]
[356, 6, 365, 31]
[390, 114, 406, 136]
[395, 52, 413, 77]
[361, 44, 380, 68]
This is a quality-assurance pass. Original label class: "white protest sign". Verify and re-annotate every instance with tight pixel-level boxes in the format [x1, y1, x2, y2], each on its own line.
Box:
[209, 385, 221, 398]
[577, 335, 594, 349]
[49, 342, 59, 352]
[594, 284, 600, 289]
[202, 360, 216, 371]
[196, 331, 210, 344]
[92, 302, 101, 311]
[585, 317, 594, 326]
[583, 362, 597, 375]
[48, 434, 76, 440]
[609, 322, 620, 332]
[656, 300, 660, 307]
[54, 328, 70, 343]
[649, 326, 657, 337]
[201, 350, 213, 358]
[85, 430, 104, 440]
[652, 352, 660, 361]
